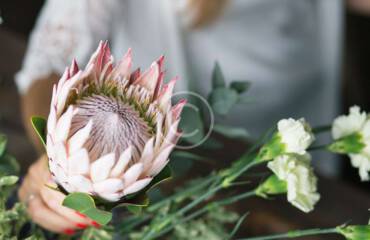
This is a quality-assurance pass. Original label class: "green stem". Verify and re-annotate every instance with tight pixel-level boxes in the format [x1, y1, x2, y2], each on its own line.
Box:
[150, 190, 257, 239]
[307, 144, 329, 151]
[312, 125, 332, 134]
[238, 228, 338, 240]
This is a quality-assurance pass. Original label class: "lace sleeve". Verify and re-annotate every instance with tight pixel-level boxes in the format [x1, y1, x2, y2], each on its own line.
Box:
[15, 0, 116, 94]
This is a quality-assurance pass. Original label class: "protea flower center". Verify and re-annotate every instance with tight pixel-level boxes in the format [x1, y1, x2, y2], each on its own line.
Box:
[70, 95, 151, 160]
[46, 41, 186, 201]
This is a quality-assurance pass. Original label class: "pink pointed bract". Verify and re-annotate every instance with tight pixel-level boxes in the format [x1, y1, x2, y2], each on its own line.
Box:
[46, 41, 185, 202]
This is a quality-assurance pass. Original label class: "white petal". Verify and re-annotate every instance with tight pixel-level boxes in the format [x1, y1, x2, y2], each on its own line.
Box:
[140, 138, 155, 170]
[123, 178, 152, 196]
[110, 147, 132, 177]
[69, 120, 93, 154]
[149, 144, 174, 176]
[93, 178, 124, 194]
[54, 142, 68, 171]
[68, 175, 93, 193]
[123, 163, 143, 186]
[55, 106, 74, 142]
[163, 120, 180, 147]
[68, 148, 90, 175]
[90, 153, 115, 182]
[98, 193, 122, 202]
[47, 105, 57, 133]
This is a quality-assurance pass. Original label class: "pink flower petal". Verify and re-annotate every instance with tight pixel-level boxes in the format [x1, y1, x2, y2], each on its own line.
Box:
[47, 104, 57, 133]
[70, 58, 79, 76]
[69, 120, 93, 154]
[134, 62, 160, 93]
[93, 178, 124, 194]
[68, 175, 93, 193]
[158, 77, 177, 111]
[140, 138, 155, 170]
[68, 148, 90, 175]
[150, 144, 174, 176]
[112, 48, 132, 80]
[90, 153, 115, 183]
[98, 193, 122, 202]
[55, 106, 74, 142]
[110, 147, 132, 177]
[172, 99, 187, 120]
[123, 178, 152, 196]
[123, 163, 143, 186]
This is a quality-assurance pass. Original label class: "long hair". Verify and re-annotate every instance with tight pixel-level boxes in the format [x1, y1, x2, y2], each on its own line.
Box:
[187, 0, 229, 28]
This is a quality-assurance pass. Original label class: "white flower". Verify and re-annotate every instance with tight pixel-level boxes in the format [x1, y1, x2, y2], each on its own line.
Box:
[331, 106, 370, 181]
[277, 118, 315, 155]
[332, 105, 367, 140]
[267, 153, 320, 213]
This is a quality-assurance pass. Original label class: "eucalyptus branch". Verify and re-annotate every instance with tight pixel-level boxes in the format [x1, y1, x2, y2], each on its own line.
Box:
[237, 227, 338, 240]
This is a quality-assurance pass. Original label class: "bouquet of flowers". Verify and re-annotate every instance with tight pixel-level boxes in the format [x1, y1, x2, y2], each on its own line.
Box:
[1, 41, 370, 239]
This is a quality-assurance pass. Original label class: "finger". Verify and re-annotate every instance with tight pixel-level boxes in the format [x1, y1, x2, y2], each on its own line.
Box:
[39, 185, 91, 227]
[27, 195, 77, 234]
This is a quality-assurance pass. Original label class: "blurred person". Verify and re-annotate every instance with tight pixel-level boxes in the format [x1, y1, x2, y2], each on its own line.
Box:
[15, 0, 370, 234]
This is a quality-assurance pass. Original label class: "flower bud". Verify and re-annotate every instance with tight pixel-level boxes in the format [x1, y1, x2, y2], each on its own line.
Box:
[337, 225, 370, 240]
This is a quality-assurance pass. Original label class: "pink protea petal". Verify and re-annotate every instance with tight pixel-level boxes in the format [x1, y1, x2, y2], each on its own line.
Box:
[93, 178, 124, 194]
[56, 68, 70, 94]
[134, 62, 160, 93]
[68, 148, 90, 175]
[56, 71, 82, 114]
[150, 144, 174, 176]
[68, 175, 93, 193]
[110, 146, 132, 177]
[172, 99, 187, 120]
[162, 119, 181, 147]
[47, 106, 57, 136]
[98, 193, 122, 202]
[55, 106, 74, 142]
[54, 164, 68, 185]
[123, 163, 143, 186]
[123, 178, 152, 196]
[130, 68, 141, 83]
[90, 153, 115, 183]
[158, 77, 177, 111]
[154, 113, 164, 150]
[54, 142, 68, 170]
[111, 48, 132, 80]
[68, 120, 93, 154]
[153, 72, 164, 100]
[70, 59, 79, 76]
[140, 138, 155, 170]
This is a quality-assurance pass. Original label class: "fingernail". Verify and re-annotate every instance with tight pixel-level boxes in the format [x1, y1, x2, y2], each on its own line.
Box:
[91, 221, 101, 228]
[63, 229, 75, 235]
[76, 223, 88, 229]
[75, 211, 87, 218]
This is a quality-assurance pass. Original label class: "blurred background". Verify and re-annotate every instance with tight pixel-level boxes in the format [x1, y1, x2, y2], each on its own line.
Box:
[0, 1, 370, 239]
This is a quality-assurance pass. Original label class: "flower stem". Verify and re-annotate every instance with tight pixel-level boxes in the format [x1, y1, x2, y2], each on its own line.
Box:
[237, 227, 338, 240]
[307, 144, 329, 151]
[312, 125, 332, 134]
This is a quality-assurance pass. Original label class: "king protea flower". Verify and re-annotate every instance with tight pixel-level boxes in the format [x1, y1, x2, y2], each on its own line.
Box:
[46, 41, 186, 202]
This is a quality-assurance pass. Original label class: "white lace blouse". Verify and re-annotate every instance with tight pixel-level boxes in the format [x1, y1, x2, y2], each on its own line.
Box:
[16, 0, 343, 174]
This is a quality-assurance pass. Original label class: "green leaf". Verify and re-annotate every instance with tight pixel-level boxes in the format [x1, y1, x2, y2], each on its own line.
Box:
[62, 192, 113, 225]
[83, 208, 112, 225]
[62, 192, 95, 212]
[208, 88, 239, 115]
[201, 137, 224, 150]
[126, 205, 142, 215]
[31, 116, 47, 146]
[255, 175, 287, 198]
[0, 176, 18, 187]
[0, 134, 7, 157]
[213, 124, 249, 141]
[0, 154, 20, 177]
[146, 165, 172, 190]
[179, 106, 205, 144]
[230, 81, 250, 94]
[212, 62, 226, 89]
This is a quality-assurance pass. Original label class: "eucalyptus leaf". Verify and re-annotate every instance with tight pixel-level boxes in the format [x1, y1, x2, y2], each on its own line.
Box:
[212, 62, 226, 89]
[83, 208, 113, 225]
[201, 137, 224, 150]
[213, 124, 249, 141]
[179, 107, 205, 144]
[63, 192, 96, 212]
[31, 116, 47, 146]
[0, 154, 20, 176]
[0, 176, 18, 187]
[230, 81, 250, 94]
[208, 88, 239, 115]
[0, 134, 7, 157]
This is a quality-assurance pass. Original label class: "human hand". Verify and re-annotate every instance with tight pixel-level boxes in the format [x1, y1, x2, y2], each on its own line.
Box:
[18, 155, 97, 235]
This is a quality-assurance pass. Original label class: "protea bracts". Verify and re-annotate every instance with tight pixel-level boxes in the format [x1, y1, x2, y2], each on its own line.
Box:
[45, 41, 186, 202]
